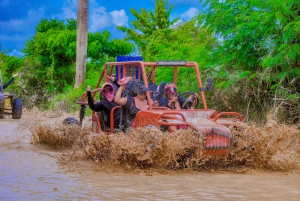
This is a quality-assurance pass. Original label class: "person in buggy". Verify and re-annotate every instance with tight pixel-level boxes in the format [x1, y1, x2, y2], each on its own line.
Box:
[0, 72, 20, 119]
[0, 73, 19, 90]
[159, 82, 198, 110]
[114, 77, 150, 130]
[86, 81, 120, 132]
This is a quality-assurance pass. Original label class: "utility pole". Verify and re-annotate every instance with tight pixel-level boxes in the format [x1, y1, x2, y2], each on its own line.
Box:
[74, 0, 88, 88]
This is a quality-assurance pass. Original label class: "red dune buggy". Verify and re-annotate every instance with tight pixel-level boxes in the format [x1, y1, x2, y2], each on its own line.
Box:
[71, 61, 243, 156]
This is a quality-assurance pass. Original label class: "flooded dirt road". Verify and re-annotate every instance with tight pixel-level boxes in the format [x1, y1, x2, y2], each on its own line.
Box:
[1, 111, 300, 200]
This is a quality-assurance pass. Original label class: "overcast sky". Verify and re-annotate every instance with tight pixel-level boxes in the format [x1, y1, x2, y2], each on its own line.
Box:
[0, 0, 203, 57]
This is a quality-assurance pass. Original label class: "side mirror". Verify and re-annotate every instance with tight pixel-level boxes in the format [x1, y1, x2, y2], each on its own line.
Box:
[205, 77, 214, 91]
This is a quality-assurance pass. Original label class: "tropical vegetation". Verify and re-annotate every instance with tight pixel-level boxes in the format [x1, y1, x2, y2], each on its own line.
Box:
[0, 0, 299, 124]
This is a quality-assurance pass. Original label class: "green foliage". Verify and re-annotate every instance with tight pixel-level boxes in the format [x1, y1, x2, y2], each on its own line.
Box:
[197, 0, 300, 123]
[0, 51, 23, 87]
[118, 0, 216, 93]
[199, 0, 300, 84]
[117, 0, 179, 55]
[47, 86, 85, 112]
[2, 0, 299, 124]
[23, 19, 78, 95]
[35, 18, 67, 33]
[144, 19, 217, 92]
[18, 18, 134, 107]
[46, 60, 109, 113]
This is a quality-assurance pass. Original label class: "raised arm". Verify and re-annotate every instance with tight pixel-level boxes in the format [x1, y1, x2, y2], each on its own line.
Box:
[3, 72, 19, 89]
[107, 75, 120, 88]
[114, 86, 128, 106]
[86, 86, 106, 111]
[3, 77, 15, 89]
[114, 77, 133, 106]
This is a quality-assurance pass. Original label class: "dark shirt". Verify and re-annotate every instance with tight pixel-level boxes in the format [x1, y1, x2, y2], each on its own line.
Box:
[159, 95, 186, 109]
[87, 91, 120, 129]
[2, 77, 15, 89]
[112, 79, 120, 88]
[120, 96, 140, 130]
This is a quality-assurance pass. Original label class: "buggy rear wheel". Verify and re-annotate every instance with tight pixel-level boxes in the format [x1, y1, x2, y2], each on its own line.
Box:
[0, 94, 4, 118]
[12, 98, 22, 119]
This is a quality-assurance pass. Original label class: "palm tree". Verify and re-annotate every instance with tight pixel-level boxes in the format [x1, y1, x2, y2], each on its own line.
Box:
[75, 0, 89, 88]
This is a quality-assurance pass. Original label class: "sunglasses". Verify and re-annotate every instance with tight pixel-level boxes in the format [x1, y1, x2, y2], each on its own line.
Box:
[102, 87, 114, 94]
[138, 91, 146, 95]
[164, 86, 177, 94]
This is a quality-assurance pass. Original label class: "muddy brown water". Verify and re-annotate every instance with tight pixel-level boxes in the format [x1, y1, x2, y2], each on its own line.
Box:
[1, 112, 300, 200]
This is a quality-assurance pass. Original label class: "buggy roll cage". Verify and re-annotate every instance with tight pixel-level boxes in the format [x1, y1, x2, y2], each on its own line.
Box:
[77, 61, 208, 110]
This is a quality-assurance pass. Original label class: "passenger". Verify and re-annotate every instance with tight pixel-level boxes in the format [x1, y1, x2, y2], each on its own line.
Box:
[0, 73, 19, 118]
[147, 82, 159, 107]
[159, 83, 198, 110]
[114, 77, 150, 129]
[0, 73, 19, 90]
[153, 81, 167, 107]
[153, 98, 159, 107]
[86, 82, 120, 131]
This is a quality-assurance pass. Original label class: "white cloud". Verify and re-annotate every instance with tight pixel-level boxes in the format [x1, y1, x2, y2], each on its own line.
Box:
[0, 33, 28, 42]
[57, 0, 129, 32]
[170, 19, 183, 29]
[181, 7, 198, 19]
[0, 7, 44, 33]
[0, 6, 45, 56]
[67, 0, 77, 5]
[0, 19, 25, 32]
[89, 6, 112, 32]
[62, 7, 76, 19]
[89, 7, 129, 32]
[109, 9, 128, 26]
[0, 33, 30, 55]
[62, 0, 77, 19]
[28, 7, 45, 21]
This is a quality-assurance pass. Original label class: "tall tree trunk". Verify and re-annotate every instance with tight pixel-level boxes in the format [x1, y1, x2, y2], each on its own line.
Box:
[74, 0, 89, 88]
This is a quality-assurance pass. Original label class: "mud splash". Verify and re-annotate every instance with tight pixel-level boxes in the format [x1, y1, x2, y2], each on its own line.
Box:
[30, 121, 300, 172]
[229, 122, 300, 171]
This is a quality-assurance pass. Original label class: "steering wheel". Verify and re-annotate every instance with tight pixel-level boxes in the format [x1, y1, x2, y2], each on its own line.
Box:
[178, 92, 199, 109]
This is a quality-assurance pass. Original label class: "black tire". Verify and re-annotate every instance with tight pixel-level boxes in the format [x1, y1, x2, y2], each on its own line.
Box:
[0, 94, 4, 118]
[12, 98, 22, 119]
[63, 117, 80, 126]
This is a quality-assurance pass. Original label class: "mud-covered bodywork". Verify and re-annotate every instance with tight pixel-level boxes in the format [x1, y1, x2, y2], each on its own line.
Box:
[132, 109, 242, 155]
[75, 61, 243, 155]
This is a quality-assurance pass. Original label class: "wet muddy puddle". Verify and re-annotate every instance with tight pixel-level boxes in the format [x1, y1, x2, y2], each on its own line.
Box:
[1, 114, 300, 200]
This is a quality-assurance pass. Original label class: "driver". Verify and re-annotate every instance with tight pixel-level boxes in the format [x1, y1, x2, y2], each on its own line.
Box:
[0, 72, 19, 119]
[159, 83, 198, 109]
